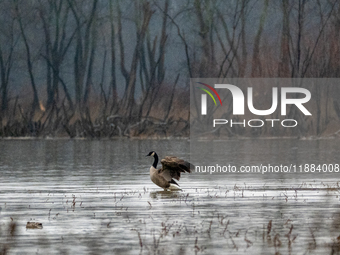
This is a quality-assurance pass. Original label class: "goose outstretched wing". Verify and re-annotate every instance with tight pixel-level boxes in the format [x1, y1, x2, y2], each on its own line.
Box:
[160, 156, 194, 181]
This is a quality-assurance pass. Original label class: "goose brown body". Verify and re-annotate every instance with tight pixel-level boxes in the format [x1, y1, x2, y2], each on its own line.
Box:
[146, 151, 194, 190]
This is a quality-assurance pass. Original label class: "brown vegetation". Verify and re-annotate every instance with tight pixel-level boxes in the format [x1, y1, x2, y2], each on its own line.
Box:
[0, 1, 340, 137]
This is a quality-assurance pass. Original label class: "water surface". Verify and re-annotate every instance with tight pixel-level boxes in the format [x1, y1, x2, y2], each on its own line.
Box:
[0, 139, 339, 254]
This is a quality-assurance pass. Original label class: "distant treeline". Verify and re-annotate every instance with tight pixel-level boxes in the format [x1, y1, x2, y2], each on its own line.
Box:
[0, 0, 340, 137]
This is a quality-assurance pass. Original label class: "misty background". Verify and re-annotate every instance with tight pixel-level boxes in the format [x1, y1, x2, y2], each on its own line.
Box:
[0, 0, 340, 137]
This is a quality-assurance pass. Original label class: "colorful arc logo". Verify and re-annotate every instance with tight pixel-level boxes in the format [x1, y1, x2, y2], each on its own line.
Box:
[196, 82, 222, 115]
[196, 82, 222, 106]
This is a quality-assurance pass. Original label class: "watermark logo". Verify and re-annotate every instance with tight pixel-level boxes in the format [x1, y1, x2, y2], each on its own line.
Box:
[196, 82, 222, 115]
[194, 81, 312, 129]
[198, 84, 311, 117]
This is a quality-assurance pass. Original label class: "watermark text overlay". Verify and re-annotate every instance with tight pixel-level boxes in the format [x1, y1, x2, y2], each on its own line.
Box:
[195, 164, 340, 174]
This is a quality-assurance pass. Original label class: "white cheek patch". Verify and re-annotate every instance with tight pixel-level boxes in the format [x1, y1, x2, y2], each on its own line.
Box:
[151, 152, 155, 157]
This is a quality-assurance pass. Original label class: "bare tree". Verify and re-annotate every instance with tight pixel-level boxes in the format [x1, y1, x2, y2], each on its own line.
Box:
[194, 0, 216, 77]
[278, 0, 291, 77]
[109, 0, 117, 111]
[68, 0, 98, 112]
[15, 0, 40, 115]
[139, 0, 168, 119]
[251, 0, 269, 77]
[118, 0, 154, 116]
[38, 0, 75, 111]
[0, 1, 17, 115]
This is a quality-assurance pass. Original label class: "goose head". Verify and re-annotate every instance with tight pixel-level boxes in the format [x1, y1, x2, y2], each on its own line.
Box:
[146, 151, 159, 168]
[146, 151, 156, 157]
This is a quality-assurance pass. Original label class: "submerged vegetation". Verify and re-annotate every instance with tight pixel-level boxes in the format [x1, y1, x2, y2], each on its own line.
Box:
[1, 182, 340, 254]
[0, 220, 16, 255]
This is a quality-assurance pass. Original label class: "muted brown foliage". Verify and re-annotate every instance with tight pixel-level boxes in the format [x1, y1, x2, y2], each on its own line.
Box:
[0, 0, 340, 137]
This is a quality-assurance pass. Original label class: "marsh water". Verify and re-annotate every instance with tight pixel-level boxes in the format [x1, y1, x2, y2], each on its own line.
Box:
[0, 138, 340, 254]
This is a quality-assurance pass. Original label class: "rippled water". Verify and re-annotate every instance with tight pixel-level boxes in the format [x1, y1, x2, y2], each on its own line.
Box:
[0, 138, 340, 254]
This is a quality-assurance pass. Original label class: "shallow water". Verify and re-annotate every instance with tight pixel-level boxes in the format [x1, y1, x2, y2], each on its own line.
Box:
[0, 138, 339, 254]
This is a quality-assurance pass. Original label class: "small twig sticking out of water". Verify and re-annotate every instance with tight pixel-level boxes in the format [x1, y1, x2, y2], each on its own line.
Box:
[280, 192, 288, 202]
[184, 193, 189, 205]
[308, 227, 317, 250]
[194, 237, 205, 254]
[147, 201, 152, 209]
[72, 196, 76, 207]
[222, 220, 230, 237]
[267, 220, 272, 236]
[194, 237, 200, 254]
[273, 233, 281, 253]
[284, 219, 292, 225]
[173, 224, 183, 237]
[244, 230, 253, 248]
[218, 214, 227, 226]
[107, 221, 111, 228]
[294, 190, 298, 201]
[207, 220, 213, 238]
[266, 220, 273, 244]
[228, 230, 238, 250]
[134, 230, 143, 250]
[161, 222, 174, 237]
[153, 233, 160, 250]
[285, 224, 295, 254]
[225, 189, 229, 197]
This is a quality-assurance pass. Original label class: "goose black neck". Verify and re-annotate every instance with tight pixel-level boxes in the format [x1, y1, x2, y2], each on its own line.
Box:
[152, 153, 159, 168]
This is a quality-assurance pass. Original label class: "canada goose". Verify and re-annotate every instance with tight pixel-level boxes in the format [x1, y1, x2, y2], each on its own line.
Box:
[146, 151, 194, 190]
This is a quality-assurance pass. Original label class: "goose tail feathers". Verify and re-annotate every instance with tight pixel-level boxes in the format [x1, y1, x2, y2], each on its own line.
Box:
[169, 183, 182, 191]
